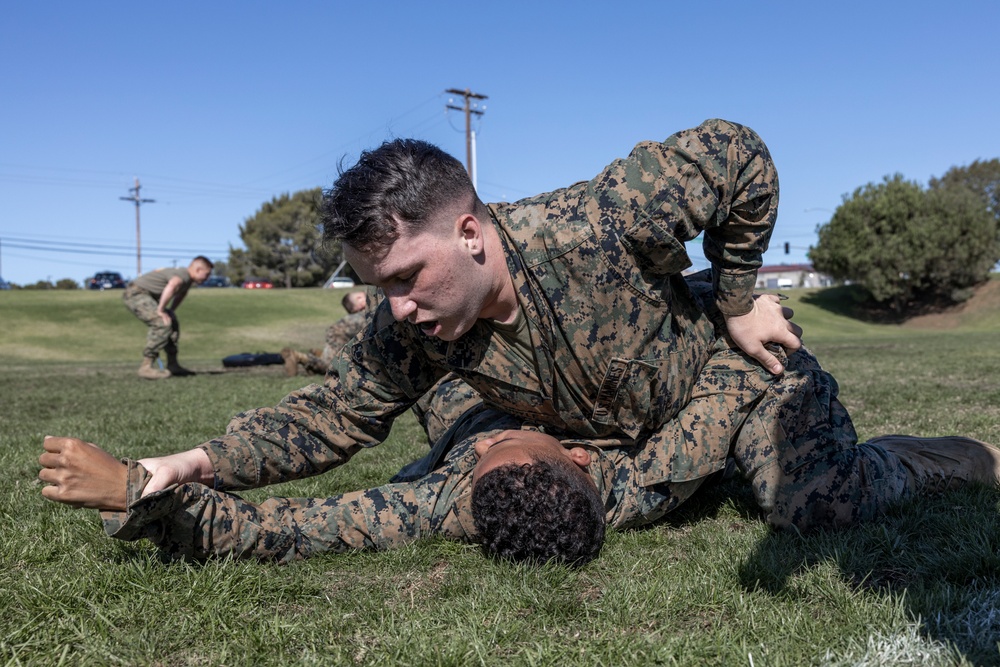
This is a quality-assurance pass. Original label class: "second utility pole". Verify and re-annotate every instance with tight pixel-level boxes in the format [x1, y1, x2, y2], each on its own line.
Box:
[445, 88, 487, 183]
[120, 177, 155, 276]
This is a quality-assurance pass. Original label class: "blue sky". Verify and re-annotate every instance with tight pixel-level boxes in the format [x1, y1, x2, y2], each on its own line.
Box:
[2, 1, 998, 285]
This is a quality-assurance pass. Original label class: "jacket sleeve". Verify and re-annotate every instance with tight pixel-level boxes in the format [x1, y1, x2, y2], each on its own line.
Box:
[598, 118, 779, 317]
[199, 308, 445, 491]
[102, 456, 478, 562]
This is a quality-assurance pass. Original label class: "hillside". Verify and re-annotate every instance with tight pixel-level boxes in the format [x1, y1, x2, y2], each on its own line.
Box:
[903, 277, 1000, 330]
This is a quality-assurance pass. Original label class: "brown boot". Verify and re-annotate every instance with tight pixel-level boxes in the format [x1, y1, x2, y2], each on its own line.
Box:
[138, 357, 171, 380]
[870, 435, 1000, 492]
[280, 348, 300, 377]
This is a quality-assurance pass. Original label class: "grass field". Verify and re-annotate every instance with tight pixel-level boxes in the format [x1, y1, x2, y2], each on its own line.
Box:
[2, 285, 999, 666]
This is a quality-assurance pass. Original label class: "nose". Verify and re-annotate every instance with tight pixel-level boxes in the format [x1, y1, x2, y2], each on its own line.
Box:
[388, 295, 417, 322]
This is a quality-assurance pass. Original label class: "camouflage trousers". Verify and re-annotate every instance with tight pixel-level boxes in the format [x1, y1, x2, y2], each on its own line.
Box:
[122, 285, 179, 360]
[99, 344, 913, 562]
[608, 342, 912, 532]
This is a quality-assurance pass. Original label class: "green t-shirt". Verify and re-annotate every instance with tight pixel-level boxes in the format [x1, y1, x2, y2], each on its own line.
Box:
[130, 267, 192, 300]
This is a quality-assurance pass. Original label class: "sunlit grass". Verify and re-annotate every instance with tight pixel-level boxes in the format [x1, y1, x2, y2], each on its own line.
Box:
[1, 286, 999, 665]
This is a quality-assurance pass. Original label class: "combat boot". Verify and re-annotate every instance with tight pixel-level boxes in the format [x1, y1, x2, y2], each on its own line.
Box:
[138, 357, 171, 380]
[870, 435, 1000, 492]
[281, 348, 300, 377]
[165, 352, 195, 377]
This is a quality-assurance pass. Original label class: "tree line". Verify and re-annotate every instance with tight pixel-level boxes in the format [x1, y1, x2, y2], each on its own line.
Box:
[810, 159, 1000, 313]
[206, 157, 1000, 311]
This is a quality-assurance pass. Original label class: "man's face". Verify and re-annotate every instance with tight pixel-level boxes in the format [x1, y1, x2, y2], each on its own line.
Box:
[190, 262, 212, 284]
[345, 214, 496, 341]
[345, 292, 367, 314]
[471, 430, 595, 487]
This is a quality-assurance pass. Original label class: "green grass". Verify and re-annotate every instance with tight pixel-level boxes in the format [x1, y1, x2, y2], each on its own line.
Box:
[1, 286, 999, 666]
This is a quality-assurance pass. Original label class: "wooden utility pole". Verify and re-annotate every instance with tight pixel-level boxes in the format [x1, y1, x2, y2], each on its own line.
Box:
[445, 88, 487, 181]
[119, 177, 155, 276]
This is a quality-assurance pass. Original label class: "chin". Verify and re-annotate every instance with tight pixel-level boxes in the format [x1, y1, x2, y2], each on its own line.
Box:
[434, 321, 473, 342]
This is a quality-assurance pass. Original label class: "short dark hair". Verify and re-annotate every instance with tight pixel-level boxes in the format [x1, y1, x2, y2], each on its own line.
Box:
[471, 455, 606, 567]
[192, 255, 214, 269]
[320, 138, 478, 251]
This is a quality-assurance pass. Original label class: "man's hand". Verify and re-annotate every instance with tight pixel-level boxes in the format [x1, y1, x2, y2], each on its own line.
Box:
[724, 294, 803, 375]
[137, 448, 214, 498]
[38, 436, 128, 511]
[157, 308, 172, 326]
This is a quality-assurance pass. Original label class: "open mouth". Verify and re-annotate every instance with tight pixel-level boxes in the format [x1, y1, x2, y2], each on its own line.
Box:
[418, 320, 439, 335]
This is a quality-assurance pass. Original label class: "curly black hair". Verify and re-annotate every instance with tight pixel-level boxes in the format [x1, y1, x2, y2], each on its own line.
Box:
[320, 138, 481, 252]
[471, 455, 606, 567]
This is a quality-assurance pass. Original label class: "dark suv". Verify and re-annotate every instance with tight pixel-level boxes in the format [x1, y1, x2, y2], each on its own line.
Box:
[199, 275, 232, 288]
[88, 271, 126, 290]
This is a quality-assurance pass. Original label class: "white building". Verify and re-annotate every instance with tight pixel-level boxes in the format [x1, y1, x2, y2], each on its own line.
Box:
[755, 264, 832, 290]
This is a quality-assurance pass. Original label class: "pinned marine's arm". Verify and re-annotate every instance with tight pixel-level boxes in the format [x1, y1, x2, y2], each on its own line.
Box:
[103, 457, 478, 563]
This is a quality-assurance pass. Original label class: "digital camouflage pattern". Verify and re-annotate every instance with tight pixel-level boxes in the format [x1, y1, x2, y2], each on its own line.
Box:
[196, 119, 780, 491]
[97, 119, 915, 561]
[326, 311, 368, 352]
[409, 373, 482, 446]
[100, 343, 910, 562]
[122, 285, 181, 360]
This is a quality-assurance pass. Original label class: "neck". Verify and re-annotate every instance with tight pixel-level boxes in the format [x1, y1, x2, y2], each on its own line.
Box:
[478, 220, 519, 325]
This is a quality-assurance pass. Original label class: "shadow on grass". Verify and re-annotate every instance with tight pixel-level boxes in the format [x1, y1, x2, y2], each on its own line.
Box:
[799, 284, 912, 324]
[737, 485, 1000, 665]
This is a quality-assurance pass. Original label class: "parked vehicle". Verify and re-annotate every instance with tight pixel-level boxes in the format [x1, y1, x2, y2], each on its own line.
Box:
[88, 271, 126, 290]
[325, 277, 356, 289]
[200, 275, 233, 288]
[0, 277, 11, 290]
[241, 278, 274, 289]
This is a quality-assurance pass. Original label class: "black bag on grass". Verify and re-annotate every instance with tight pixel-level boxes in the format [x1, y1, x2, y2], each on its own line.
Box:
[222, 352, 285, 368]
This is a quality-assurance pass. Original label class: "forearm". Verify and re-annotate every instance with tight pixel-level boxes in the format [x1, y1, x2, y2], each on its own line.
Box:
[201, 380, 398, 490]
[702, 120, 778, 317]
[157, 280, 180, 312]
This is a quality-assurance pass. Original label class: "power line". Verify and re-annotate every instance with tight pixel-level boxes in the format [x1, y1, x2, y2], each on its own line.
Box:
[0, 235, 229, 255]
[1, 241, 216, 260]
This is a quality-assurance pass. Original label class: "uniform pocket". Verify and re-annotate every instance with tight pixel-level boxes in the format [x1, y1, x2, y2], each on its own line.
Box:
[592, 353, 687, 439]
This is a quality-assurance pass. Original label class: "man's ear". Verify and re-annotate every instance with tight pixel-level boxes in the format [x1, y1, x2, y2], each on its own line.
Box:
[457, 214, 483, 254]
[567, 447, 591, 468]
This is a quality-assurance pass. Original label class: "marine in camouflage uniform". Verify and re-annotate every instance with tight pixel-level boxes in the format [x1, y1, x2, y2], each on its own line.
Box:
[283, 310, 369, 377]
[193, 120, 903, 517]
[76, 119, 996, 561]
[199, 119, 775, 487]
[123, 269, 192, 361]
[122, 257, 212, 379]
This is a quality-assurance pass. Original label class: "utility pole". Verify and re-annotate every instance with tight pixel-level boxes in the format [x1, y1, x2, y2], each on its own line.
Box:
[445, 88, 487, 187]
[120, 177, 155, 276]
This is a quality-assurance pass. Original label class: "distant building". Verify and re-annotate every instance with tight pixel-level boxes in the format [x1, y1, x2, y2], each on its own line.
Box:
[755, 264, 832, 290]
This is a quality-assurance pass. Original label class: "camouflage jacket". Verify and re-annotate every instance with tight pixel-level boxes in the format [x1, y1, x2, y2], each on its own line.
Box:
[201, 118, 778, 491]
[320, 311, 368, 364]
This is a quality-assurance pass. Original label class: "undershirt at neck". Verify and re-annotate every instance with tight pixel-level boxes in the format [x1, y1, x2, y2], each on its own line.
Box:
[487, 306, 537, 372]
